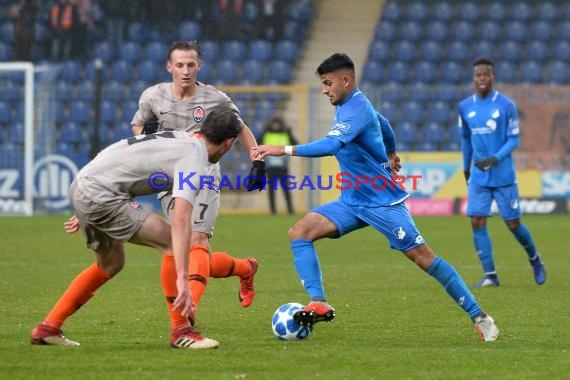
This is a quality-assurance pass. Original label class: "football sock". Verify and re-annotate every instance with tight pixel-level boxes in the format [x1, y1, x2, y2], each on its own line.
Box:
[427, 257, 481, 318]
[473, 226, 496, 275]
[44, 263, 111, 329]
[188, 245, 209, 309]
[290, 239, 325, 300]
[511, 224, 538, 260]
[209, 251, 252, 278]
[160, 254, 189, 330]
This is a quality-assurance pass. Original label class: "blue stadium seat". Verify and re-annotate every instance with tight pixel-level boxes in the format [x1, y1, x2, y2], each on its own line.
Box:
[380, 82, 404, 102]
[362, 61, 384, 84]
[74, 82, 95, 102]
[399, 21, 423, 41]
[551, 41, 570, 62]
[111, 60, 134, 83]
[442, 139, 461, 152]
[416, 142, 438, 152]
[119, 42, 141, 63]
[268, 60, 291, 84]
[0, 143, 22, 168]
[537, 2, 558, 22]
[451, 21, 474, 41]
[526, 41, 548, 62]
[386, 61, 410, 84]
[144, 41, 166, 63]
[249, 40, 273, 62]
[486, 2, 506, 21]
[472, 41, 494, 59]
[127, 22, 148, 43]
[255, 99, 277, 122]
[495, 61, 517, 83]
[0, 79, 21, 102]
[178, 21, 201, 40]
[103, 80, 129, 102]
[94, 41, 115, 62]
[381, 1, 401, 22]
[500, 41, 522, 63]
[511, 3, 533, 22]
[439, 61, 466, 84]
[100, 100, 118, 123]
[447, 41, 469, 62]
[215, 59, 239, 84]
[114, 122, 132, 140]
[198, 63, 213, 83]
[422, 122, 445, 144]
[137, 60, 161, 83]
[369, 41, 390, 62]
[530, 21, 553, 42]
[55, 81, 73, 102]
[84, 60, 108, 82]
[458, 1, 479, 22]
[395, 122, 418, 143]
[58, 61, 82, 83]
[121, 101, 138, 122]
[408, 82, 431, 102]
[544, 61, 569, 84]
[8, 122, 25, 143]
[54, 101, 67, 123]
[395, 141, 412, 152]
[69, 101, 91, 124]
[242, 1, 259, 22]
[131, 81, 149, 99]
[223, 41, 246, 61]
[504, 21, 527, 42]
[558, 21, 570, 40]
[55, 142, 75, 158]
[375, 21, 396, 41]
[424, 21, 448, 41]
[478, 21, 501, 41]
[432, 2, 454, 22]
[433, 85, 458, 102]
[200, 40, 221, 62]
[413, 62, 437, 83]
[518, 61, 543, 84]
[0, 22, 13, 42]
[60, 122, 83, 143]
[406, 1, 429, 22]
[242, 60, 266, 84]
[0, 41, 11, 61]
[275, 40, 298, 62]
[392, 41, 416, 62]
[0, 101, 12, 123]
[379, 101, 399, 122]
[427, 101, 452, 123]
[282, 21, 305, 41]
[419, 41, 442, 62]
[400, 101, 424, 123]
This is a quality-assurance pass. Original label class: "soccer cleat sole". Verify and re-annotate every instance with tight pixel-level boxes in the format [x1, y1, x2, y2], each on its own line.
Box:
[171, 337, 219, 350]
[293, 309, 336, 326]
[31, 336, 80, 347]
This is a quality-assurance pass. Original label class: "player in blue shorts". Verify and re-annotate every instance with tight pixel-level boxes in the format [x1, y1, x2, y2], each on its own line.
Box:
[458, 58, 546, 288]
[253, 53, 499, 341]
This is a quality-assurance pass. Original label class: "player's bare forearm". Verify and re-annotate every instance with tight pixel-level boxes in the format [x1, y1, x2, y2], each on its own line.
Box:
[238, 123, 258, 160]
[132, 124, 144, 136]
[251, 144, 287, 159]
[171, 198, 194, 317]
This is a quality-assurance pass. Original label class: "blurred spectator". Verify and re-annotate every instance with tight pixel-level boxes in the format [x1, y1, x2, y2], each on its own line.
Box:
[257, 116, 298, 214]
[72, 0, 95, 60]
[218, 0, 244, 40]
[258, 0, 282, 40]
[11, 0, 38, 61]
[98, 0, 125, 43]
[49, 0, 79, 61]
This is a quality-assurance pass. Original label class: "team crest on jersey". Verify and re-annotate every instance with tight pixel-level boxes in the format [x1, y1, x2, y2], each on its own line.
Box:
[193, 106, 205, 122]
[392, 226, 406, 240]
[129, 201, 143, 210]
[491, 109, 500, 118]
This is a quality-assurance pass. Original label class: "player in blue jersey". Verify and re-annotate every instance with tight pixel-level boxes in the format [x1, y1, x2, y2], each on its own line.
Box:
[458, 58, 546, 288]
[253, 53, 499, 341]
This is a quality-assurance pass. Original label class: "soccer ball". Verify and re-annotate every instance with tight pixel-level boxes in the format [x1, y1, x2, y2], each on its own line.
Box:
[271, 302, 313, 341]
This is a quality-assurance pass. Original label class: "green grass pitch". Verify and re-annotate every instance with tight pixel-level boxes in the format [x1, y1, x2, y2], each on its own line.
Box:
[0, 214, 568, 379]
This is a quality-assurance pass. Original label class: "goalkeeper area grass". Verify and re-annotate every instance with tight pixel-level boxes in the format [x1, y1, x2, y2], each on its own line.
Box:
[0, 214, 567, 379]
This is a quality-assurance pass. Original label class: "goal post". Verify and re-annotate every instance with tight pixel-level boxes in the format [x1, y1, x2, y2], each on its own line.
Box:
[0, 62, 34, 215]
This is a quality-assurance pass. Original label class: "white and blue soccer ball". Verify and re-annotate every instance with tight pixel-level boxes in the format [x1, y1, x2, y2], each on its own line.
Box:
[271, 302, 313, 341]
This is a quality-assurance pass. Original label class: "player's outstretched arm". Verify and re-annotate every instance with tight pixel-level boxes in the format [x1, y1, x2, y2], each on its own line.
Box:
[171, 197, 194, 318]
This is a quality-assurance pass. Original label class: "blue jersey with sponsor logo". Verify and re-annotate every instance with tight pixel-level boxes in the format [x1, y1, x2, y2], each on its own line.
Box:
[458, 90, 519, 186]
[327, 88, 409, 206]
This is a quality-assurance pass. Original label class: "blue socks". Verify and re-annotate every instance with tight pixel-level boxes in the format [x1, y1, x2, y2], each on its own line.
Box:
[428, 257, 481, 318]
[473, 226, 496, 275]
[290, 240, 325, 300]
[511, 224, 538, 260]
